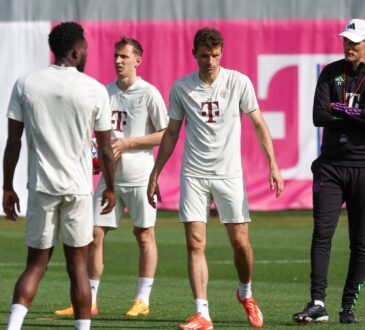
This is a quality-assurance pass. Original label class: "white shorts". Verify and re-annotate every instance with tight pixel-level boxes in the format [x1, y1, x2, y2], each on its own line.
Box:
[26, 190, 93, 249]
[94, 179, 156, 229]
[179, 176, 251, 224]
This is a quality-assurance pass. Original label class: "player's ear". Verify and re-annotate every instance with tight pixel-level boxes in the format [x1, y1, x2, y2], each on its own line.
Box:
[72, 41, 85, 60]
[71, 49, 78, 59]
[192, 48, 197, 58]
[135, 56, 142, 68]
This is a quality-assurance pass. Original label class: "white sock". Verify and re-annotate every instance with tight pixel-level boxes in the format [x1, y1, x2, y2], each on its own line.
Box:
[7, 304, 28, 330]
[195, 299, 211, 320]
[135, 277, 154, 305]
[239, 281, 252, 299]
[75, 319, 91, 330]
[89, 279, 100, 305]
[314, 300, 324, 307]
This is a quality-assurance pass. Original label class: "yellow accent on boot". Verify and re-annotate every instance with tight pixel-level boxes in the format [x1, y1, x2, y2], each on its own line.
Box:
[54, 305, 74, 316]
[54, 303, 98, 316]
[125, 299, 150, 317]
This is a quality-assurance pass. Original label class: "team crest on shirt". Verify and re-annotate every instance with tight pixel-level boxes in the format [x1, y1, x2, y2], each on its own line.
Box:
[129, 96, 144, 107]
[220, 88, 230, 98]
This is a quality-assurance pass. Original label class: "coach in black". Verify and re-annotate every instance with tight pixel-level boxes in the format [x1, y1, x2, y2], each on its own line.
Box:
[294, 18, 365, 324]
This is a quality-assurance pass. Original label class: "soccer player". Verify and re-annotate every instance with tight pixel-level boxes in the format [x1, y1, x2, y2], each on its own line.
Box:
[55, 36, 168, 317]
[2, 22, 115, 330]
[293, 18, 365, 325]
[147, 27, 283, 329]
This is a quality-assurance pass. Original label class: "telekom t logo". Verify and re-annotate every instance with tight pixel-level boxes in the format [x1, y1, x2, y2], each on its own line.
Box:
[111, 110, 127, 132]
[258, 54, 341, 179]
[201, 101, 220, 123]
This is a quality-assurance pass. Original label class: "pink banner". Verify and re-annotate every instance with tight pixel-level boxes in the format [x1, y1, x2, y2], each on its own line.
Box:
[78, 19, 345, 210]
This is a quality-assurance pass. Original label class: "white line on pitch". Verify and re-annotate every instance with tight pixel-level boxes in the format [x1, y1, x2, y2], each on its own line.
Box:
[212, 259, 308, 264]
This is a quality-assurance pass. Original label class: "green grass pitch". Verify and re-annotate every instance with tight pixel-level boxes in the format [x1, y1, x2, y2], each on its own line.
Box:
[0, 210, 362, 329]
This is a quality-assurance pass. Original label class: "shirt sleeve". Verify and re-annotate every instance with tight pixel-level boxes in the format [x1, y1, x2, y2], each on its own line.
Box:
[313, 65, 350, 128]
[94, 85, 112, 132]
[168, 83, 185, 121]
[238, 73, 259, 114]
[7, 77, 25, 122]
[147, 87, 169, 131]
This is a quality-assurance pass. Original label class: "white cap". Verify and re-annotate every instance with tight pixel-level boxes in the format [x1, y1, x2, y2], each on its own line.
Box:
[339, 18, 365, 42]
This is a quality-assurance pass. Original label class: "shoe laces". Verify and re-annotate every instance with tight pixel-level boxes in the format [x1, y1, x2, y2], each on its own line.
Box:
[345, 308, 354, 315]
[245, 300, 258, 315]
[187, 313, 202, 322]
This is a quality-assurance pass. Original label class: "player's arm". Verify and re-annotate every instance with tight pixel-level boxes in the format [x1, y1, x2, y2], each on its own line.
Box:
[2, 119, 23, 220]
[313, 68, 351, 128]
[111, 128, 166, 160]
[147, 119, 183, 208]
[248, 109, 283, 198]
[95, 129, 115, 214]
[329, 102, 365, 126]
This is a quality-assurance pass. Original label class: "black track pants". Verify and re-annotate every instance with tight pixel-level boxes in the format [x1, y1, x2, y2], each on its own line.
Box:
[310, 159, 365, 308]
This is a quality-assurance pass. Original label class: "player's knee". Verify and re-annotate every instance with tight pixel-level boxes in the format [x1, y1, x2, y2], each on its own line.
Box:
[134, 227, 155, 244]
[231, 238, 251, 254]
[93, 227, 107, 243]
[27, 263, 48, 277]
[186, 235, 206, 253]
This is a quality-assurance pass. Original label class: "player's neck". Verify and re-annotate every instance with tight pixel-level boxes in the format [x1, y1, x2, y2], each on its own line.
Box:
[350, 60, 364, 71]
[199, 68, 220, 85]
[116, 74, 139, 91]
[54, 58, 74, 68]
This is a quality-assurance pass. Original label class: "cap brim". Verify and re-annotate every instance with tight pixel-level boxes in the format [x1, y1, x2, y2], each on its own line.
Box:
[339, 31, 364, 43]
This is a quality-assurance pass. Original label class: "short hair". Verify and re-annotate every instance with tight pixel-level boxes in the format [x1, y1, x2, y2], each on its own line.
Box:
[193, 27, 224, 51]
[48, 22, 85, 58]
[115, 36, 143, 56]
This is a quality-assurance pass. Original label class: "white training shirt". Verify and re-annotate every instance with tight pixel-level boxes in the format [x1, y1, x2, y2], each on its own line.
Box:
[7, 65, 111, 195]
[169, 67, 258, 178]
[106, 77, 168, 186]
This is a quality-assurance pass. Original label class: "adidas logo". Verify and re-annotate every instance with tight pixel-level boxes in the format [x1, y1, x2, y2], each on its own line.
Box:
[335, 75, 344, 85]
[347, 23, 355, 30]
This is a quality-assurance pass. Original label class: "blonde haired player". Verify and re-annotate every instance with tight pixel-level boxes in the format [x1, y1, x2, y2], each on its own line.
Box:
[55, 36, 168, 317]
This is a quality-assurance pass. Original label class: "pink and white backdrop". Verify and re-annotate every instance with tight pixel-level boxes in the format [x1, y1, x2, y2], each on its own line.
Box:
[0, 19, 345, 214]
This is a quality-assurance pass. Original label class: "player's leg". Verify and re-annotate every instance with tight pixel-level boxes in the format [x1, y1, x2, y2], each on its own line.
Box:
[212, 176, 252, 283]
[55, 182, 121, 316]
[63, 244, 91, 320]
[88, 184, 121, 314]
[177, 177, 213, 330]
[294, 160, 343, 323]
[134, 227, 157, 279]
[184, 221, 208, 300]
[87, 226, 109, 312]
[212, 177, 262, 328]
[60, 194, 94, 329]
[7, 247, 53, 330]
[225, 223, 263, 328]
[123, 227, 157, 316]
[340, 167, 365, 324]
[8, 190, 60, 330]
[123, 186, 157, 317]
[225, 223, 253, 285]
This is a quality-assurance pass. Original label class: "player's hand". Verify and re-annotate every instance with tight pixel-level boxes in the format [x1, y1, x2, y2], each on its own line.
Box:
[147, 172, 161, 209]
[2, 190, 20, 221]
[331, 102, 363, 117]
[269, 164, 284, 198]
[111, 137, 130, 160]
[100, 189, 116, 214]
